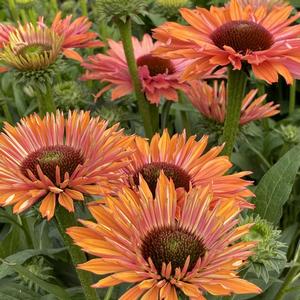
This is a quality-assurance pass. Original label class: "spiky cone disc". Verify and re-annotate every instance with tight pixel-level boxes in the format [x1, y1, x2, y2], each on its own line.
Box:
[96, 0, 148, 23]
[0, 24, 63, 72]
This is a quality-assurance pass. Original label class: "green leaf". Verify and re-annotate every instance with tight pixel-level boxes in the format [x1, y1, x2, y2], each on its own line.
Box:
[253, 144, 300, 223]
[0, 248, 66, 279]
[1, 260, 71, 300]
[0, 279, 40, 300]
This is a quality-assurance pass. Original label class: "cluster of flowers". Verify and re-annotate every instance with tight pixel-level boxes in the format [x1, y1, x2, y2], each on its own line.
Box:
[0, 0, 298, 298]
[0, 110, 260, 299]
[1, 0, 295, 124]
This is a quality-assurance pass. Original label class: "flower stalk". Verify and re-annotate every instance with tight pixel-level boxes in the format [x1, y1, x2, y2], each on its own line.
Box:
[222, 67, 247, 157]
[35, 82, 56, 116]
[289, 80, 297, 115]
[80, 0, 88, 16]
[178, 90, 191, 136]
[274, 245, 300, 300]
[116, 18, 155, 138]
[55, 205, 99, 300]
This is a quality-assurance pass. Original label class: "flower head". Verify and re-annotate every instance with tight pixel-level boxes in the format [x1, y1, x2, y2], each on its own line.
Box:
[236, 0, 288, 10]
[81, 34, 190, 104]
[155, 0, 191, 17]
[0, 24, 63, 71]
[96, 0, 148, 23]
[68, 173, 261, 299]
[187, 80, 280, 125]
[49, 12, 104, 62]
[240, 214, 286, 282]
[0, 111, 133, 220]
[0, 24, 15, 48]
[153, 0, 300, 84]
[123, 129, 254, 209]
[0, 12, 103, 72]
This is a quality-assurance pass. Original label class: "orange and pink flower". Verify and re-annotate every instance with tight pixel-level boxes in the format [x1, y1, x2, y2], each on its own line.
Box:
[0, 111, 133, 220]
[82, 34, 195, 104]
[123, 129, 254, 209]
[48, 12, 104, 62]
[236, 0, 288, 10]
[153, 0, 300, 84]
[0, 11, 103, 69]
[68, 173, 261, 299]
[187, 80, 280, 125]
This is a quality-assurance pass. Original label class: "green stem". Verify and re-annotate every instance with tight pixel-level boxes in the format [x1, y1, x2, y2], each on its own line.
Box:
[55, 206, 99, 300]
[20, 9, 28, 23]
[8, 0, 18, 21]
[116, 18, 155, 138]
[161, 100, 172, 130]
[35, 82, 56, 116]
[193, 0, 209, 7]
[50, 0, 58, 11]
[222, 68, 247, 157]
[103, 287, 114, 300]
[274, 245, 300, 300]
[178, 91, 191, 136]
[289, 80, 297, 115]
[80, 0, 88, 16]
[1, 103, 13, 124]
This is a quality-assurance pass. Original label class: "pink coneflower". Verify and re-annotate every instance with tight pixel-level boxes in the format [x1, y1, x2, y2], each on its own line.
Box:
[49, 12, 104, 62]
[187, 81, 280, 125]
[68, 173, 261, 299]
[0, 111, 133, 220]
[81, 34, 193, 104]
[153, 0, 300, 84]
[236, 0, 288, 10]
[0, 24, 15, 48]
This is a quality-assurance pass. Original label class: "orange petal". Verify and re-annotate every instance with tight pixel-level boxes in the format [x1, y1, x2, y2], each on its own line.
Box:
[39, 192, 56, 220]
[58, 192, 74, 212]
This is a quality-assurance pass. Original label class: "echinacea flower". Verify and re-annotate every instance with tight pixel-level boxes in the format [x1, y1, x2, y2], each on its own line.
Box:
[0, 24, 63, 71]
[187, 80, 280, 125]
[81, 34, 191, 104]
[236, 0, 288, 10]
[0, 24, 15, 48]
[123, 129, 254, 209]
[0, 111, 133, 220]
[153, 0, 300, 84]
[49, 12, 104, 62]
[67, 173, 261, 299]
[0, 12, 103, 72]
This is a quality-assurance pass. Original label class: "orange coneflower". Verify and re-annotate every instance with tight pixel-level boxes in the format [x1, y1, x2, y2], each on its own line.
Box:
[123, 129, 254, 209]
[187, 80, 280, 125]
[67, 173, 261, 299]
[153, 0, 300, 84]
[0, 111, 132, 220]
[0, 12, 103, 72]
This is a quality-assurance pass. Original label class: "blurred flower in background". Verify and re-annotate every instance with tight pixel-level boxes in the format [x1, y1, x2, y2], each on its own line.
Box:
[236, 0, 288, 10]
[0, 12, 103, 74]
[81, 34, 189, 104]
[154, 0, 191, 17]
[187, 80, 280, 125]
